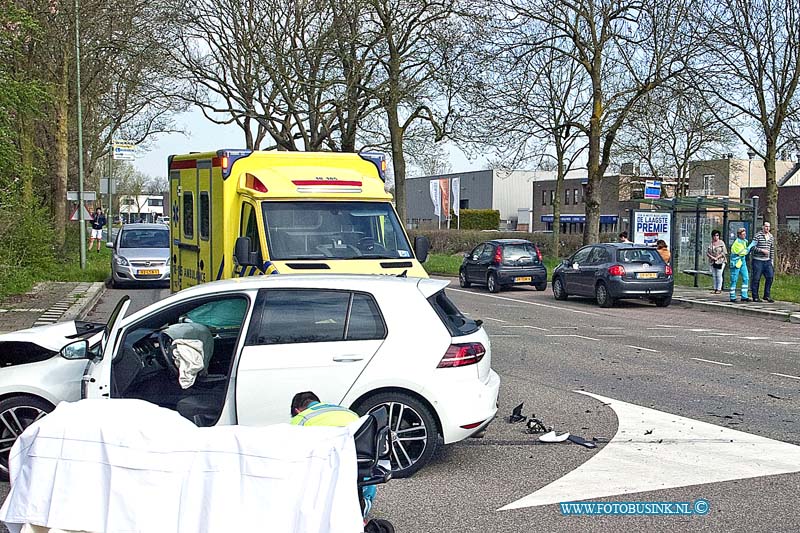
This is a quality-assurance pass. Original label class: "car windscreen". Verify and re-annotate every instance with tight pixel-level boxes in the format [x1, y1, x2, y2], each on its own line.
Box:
[617, 248, 664, 264]
[427, 290, 480, 337]
[119, 229, 170, 248]
[502, 243, 539, 264]
[261, 201, 413, 260]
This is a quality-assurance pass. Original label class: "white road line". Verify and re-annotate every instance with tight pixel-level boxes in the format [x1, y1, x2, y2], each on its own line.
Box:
[771, 372, 800, 381]
[708, 332, 736, 336]
[500, 391, 800, 511]
[544, 334, 601, 341]
[502, 325, 549, 331]
[552, 326, 578, 329]
[482, 317, 508, 323]
[491, 334, 521, 338]
[597, 326, 624, 329]
[625, 345, 659, 353]
[697, 335, 728, 338]
[688, 329, 710, 332]
[655, 324, 683, 328]
[772, 341, 800, 346]
[742, 336, 770, 340]
[691, 357, 733, 367]
[597, 334, 625, 337]
[448, 288, 596, 316]
[647, 335, 676, 338]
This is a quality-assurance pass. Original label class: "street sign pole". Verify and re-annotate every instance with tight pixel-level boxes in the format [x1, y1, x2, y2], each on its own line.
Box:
[74, 0, 86, 269]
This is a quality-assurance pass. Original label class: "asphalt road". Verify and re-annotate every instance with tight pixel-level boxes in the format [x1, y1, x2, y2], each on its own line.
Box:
[3, 281, 799, 532]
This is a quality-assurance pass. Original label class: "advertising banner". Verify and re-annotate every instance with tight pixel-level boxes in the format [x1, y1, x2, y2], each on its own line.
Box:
[451, 178, 460, 217]
[633, 211, 672, 247]
[439, 178, 450, 219]
[429, 179, 441, 218]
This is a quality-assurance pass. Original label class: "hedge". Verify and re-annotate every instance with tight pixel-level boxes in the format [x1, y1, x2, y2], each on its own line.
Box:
[454, 209, 500, 230]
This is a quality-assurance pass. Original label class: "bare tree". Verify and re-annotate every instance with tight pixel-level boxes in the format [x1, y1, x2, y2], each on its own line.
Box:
[614, 85, 736, 194]
[498, 0, 698, 244]
[696, 0, 800, 229]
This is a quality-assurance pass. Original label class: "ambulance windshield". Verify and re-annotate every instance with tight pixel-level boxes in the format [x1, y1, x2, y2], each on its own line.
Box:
[261, 201, 414, 261]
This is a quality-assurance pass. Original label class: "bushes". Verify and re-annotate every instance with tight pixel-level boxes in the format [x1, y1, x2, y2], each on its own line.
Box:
[0, 201, 56, 298]
[777, 231, 800, 275]
[455, 209, 500, 230]
[409, 229, 618, 258]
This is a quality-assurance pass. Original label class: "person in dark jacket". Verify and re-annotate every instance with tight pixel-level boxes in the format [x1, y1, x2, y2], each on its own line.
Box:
[89, 208, 107, 252]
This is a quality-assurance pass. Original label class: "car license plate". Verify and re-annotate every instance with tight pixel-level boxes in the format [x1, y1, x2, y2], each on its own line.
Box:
[637, 272, 657, 279]
[515, 276, 532, 283]
[137, 269, 160, 276]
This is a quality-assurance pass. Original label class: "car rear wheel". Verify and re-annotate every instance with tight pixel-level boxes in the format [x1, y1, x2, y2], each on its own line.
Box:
[595, 282, 615, 308]
[459, 269, 471, 288]
[534, 281, 547, 291]
[354, 392, 439, 478]
[654, 296, 672, 307]
[487, 273, 500, 293]
[553, 277, 568, 300]
[0, 396, 53, 481]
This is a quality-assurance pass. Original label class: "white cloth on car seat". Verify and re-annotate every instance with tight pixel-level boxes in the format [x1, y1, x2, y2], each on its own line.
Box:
[171, 338, 205, 389]
[0, 399, 363, 533]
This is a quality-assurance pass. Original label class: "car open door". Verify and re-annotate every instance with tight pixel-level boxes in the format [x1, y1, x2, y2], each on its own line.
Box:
[82, 296, 130, 399]
[235, 288, 385, 425]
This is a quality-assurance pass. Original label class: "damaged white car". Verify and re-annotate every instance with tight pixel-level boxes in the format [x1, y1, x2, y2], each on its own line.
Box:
[0, 321, 103, 479]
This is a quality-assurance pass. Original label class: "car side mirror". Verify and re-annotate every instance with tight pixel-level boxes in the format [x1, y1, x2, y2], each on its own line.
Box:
[234, 237, 263, 270]
[60, 339, 90, 360]
[463, 252, 470, 259]
[106, 242, 114, 249]
[414, 236, 430, 263]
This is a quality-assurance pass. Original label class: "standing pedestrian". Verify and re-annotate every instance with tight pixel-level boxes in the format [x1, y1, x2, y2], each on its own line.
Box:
[706, 230, 727, 294]
[655, 239, 671, 263]
[619, 231, 631, 243]
[750, 221, 775, 302]
[729, 227, 755, 302]
[88, 207, 106, 252]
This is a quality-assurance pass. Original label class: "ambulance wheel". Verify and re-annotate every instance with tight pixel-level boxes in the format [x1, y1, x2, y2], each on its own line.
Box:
[0, 395, 53, 481]
[354, 392, 439, 479]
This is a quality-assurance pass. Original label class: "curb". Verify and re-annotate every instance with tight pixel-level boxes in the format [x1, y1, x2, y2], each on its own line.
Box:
[673, 296, 795, 323]
[61, 282, 106, 322]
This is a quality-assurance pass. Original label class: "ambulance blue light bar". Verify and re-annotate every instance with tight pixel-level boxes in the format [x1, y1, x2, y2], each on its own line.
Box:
[359, 152, 388, 182]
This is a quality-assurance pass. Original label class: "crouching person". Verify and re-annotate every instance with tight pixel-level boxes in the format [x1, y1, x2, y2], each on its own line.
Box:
[290, 391, 379, 519]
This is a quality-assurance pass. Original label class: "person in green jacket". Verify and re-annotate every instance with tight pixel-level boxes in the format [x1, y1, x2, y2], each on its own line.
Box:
[729, 227, 756, 302]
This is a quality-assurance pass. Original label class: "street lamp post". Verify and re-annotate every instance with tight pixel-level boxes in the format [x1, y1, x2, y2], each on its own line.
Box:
[74, 0, 87, 269]
[747, 149, 756, 189]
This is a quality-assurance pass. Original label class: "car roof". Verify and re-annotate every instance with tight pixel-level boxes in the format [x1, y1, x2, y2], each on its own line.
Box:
[486, 239, 534, 245]
[121, 223, 168, 230]
[596, 243, 654, 249]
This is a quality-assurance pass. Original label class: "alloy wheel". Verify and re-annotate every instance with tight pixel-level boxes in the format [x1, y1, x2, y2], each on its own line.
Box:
[0, 405, 48, 477]
[368, 401, 428, 473]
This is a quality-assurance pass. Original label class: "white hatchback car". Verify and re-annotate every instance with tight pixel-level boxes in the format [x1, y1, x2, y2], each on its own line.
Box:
[64, 275, 500, 477]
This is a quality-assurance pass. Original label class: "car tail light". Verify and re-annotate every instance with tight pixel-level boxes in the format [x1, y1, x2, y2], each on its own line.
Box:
[665, 264, 673, 276]
[460, 420, 486, 430]
[437, 342, 486, 368]
[608, 264, 625, 277]
[536, 247, 543, 262]
[493, 246, 503, 264]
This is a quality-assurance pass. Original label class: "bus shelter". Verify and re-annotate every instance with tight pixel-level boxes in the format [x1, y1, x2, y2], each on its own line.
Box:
[628, 197, 758, 287]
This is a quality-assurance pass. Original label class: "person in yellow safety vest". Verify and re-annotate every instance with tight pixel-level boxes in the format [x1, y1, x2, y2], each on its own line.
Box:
[729, 227, 756, 303]
[290, 391, 378, 519]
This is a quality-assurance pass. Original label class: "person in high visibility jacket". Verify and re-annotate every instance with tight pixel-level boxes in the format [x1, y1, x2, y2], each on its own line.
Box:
[729, 227, 756, 302]
[290, 391, 378, 518]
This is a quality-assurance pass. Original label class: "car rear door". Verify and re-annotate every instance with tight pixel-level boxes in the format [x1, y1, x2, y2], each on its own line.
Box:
[578, 246, 608, 294]
[235, 288, 386, 425]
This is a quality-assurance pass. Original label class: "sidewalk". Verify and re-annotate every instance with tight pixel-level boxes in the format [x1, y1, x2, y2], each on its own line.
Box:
[672, 286, 800, 324]
[0, 281, 105, 333]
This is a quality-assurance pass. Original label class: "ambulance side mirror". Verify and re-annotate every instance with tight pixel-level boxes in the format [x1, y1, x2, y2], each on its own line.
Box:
[414, 236, 430, 263]
[234, 237, 262, 269]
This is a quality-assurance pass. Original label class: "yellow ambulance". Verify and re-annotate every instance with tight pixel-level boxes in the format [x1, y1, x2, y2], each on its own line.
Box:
[167, 150, 429, 291]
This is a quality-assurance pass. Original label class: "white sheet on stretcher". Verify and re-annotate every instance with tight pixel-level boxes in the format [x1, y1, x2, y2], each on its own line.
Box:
[0, 399, 364, 533]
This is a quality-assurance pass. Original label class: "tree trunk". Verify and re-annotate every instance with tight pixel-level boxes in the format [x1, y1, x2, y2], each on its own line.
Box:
[387, 104, 406, 222]
[553, 145, 565, 258]
[52, 58, 70, 247]
[763, 139, 778, 230]
[19, 116, 34, 205]
[583, 113, 602, 243]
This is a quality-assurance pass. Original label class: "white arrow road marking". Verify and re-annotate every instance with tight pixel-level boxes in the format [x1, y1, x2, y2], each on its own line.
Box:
[499, 391, 800, 511]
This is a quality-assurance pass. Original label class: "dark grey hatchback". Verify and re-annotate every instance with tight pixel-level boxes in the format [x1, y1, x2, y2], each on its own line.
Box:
[552, 243, 673, 307]
[459, 239, 548, 293]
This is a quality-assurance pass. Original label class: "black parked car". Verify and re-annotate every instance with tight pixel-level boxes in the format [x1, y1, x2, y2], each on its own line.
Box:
[551, 243, 673, 308]
[459, 239, 548, 293]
